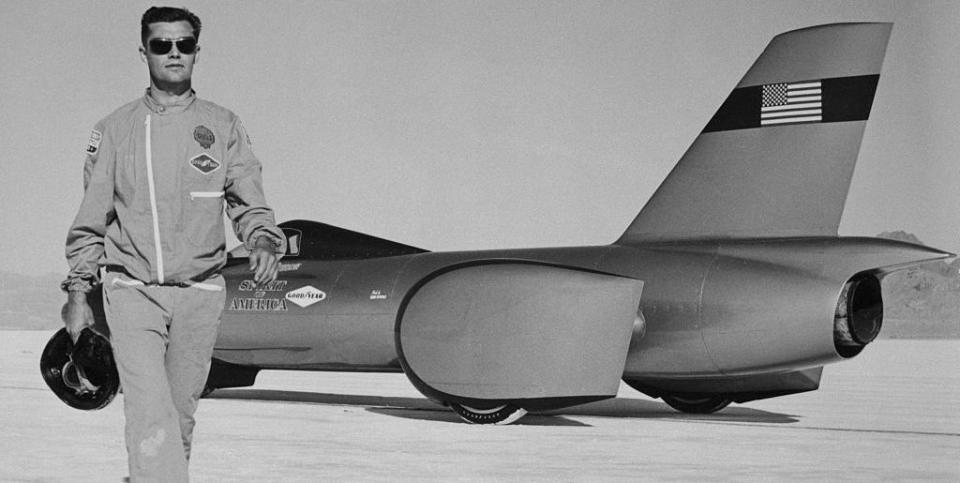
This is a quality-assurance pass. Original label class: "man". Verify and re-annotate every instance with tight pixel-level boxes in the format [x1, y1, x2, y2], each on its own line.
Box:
[62, 6, 286, 481]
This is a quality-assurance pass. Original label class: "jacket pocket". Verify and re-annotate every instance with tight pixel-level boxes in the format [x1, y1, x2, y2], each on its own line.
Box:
[185, 191, 225, 247]
[189, 191, 225, 210]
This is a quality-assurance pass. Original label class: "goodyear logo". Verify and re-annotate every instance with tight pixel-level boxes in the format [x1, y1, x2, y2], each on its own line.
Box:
[285, 285, 327, 308]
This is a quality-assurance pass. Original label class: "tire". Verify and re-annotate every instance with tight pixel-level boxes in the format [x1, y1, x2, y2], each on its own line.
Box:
[662, 394, 732, 414]
[449, 402, 528, 425]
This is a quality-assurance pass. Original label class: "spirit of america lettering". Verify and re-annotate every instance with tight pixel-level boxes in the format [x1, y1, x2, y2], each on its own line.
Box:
[229, 298, 288, 312]
[238, 280, 288, 292]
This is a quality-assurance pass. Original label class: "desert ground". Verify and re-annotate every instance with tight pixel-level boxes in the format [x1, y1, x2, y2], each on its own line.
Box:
[3, 331, 958, 481]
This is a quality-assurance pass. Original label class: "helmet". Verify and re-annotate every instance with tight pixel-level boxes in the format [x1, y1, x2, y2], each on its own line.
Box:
[40, 328, 120, 410]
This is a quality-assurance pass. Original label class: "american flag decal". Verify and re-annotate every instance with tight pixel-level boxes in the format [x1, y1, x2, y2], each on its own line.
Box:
[703, 75, 877, 133]
[761, 80, 822, 125]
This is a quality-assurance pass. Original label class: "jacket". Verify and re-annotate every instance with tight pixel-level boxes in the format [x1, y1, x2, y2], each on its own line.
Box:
[64, 89, 285, 290]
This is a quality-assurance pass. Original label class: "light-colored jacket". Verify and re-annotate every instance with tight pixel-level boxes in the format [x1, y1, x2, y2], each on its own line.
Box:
[64, 90, 285, 289]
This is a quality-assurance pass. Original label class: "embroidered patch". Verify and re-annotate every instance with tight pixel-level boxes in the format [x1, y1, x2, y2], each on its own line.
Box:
[193, 125, 215, 149]
[86, 130, 102, 155]
[189, 153, 221, 175]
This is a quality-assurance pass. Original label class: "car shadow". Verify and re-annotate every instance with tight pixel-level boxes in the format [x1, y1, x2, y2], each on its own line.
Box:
[208, 389, 589, 426]
[545, 397, 800, 424]
[365, 407, 592, 427]
[209, 389, 798, 425]
[209, 388, 437, 411]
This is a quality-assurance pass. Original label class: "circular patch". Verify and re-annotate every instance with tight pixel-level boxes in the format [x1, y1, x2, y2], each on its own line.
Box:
[193, 125, 215, 150]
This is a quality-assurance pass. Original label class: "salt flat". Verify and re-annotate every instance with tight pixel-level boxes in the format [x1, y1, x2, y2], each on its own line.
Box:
[2, 331, 957, 481]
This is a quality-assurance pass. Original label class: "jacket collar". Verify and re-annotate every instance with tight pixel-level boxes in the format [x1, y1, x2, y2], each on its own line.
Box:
[142, 88, 197, 115]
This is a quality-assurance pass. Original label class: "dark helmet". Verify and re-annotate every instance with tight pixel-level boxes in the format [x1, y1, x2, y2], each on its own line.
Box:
[40, 328, 120, 410]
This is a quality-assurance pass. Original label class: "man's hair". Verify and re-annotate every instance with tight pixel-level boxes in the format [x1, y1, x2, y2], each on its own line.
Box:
[141, 6, 202, 45]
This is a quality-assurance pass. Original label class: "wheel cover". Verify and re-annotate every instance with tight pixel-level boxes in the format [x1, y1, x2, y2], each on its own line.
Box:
[450, 403, 528, 425]
[662, 395, 732, 414]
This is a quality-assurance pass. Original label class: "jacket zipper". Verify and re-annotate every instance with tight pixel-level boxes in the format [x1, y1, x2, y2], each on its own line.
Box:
[144, 114, 165, 284]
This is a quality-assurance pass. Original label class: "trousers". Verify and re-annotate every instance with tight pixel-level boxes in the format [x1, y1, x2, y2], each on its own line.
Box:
[103, 272, 225, 483]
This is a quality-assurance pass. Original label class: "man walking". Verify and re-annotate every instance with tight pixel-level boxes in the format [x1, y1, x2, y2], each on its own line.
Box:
[62, 6, 286, 481]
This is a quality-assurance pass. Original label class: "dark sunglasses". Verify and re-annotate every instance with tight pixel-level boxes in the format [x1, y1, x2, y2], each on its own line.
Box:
[147, 37, 198, 55]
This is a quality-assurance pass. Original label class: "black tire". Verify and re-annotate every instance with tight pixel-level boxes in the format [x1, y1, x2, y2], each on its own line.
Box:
[449, 402, 528, 425]
[662, 394, 732, 414]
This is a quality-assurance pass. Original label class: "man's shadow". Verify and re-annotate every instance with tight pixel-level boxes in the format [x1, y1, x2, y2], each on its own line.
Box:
[208, 389, 798, 426]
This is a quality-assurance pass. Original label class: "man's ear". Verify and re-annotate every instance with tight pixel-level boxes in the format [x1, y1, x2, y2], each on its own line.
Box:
[138, 45, 147, 64]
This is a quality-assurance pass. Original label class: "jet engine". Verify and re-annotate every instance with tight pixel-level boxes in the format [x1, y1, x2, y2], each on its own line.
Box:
[610, 237, 944, 406]
[833, 273, 883, 357]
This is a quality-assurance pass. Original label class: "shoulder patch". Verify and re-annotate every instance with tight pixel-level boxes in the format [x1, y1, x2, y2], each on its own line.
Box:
[86, 130, 102, 155]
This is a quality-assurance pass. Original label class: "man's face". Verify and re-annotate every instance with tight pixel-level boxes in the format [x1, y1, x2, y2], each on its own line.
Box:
[140, 20, 199, 87]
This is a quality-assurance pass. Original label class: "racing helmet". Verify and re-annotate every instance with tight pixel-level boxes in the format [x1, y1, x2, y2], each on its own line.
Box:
[40, 327, 120, 410]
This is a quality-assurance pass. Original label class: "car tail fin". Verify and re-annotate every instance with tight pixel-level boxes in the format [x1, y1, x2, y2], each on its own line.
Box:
[618, 23, 893, 245]
[277, 219, 428, 260]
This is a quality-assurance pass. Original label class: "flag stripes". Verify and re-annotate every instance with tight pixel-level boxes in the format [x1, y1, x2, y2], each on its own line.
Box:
[761, 81, 822, 125]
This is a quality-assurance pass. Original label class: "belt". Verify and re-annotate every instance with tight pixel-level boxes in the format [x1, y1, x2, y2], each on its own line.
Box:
[104, 265, 222, 290]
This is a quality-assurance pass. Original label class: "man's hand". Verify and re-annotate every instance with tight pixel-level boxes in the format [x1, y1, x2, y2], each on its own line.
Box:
[249, 236, 280, 284]
[62, 291, 95, 344]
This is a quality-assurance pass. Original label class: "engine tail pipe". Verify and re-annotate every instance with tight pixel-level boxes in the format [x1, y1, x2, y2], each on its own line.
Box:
[834, 273, 883, 358]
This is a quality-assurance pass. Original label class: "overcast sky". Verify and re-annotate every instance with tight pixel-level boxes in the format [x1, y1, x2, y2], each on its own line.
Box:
[1, 0, 957, 276]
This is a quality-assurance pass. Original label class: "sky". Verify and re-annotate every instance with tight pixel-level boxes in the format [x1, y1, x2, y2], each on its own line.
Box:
[1, 0, 957, 276]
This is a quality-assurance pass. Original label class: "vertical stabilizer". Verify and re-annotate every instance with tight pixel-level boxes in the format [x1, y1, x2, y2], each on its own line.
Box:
[618, 23, 892, 244]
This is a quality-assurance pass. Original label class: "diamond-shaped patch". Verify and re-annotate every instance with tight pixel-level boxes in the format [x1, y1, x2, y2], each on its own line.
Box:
[189, 153, 221, 175]
[285, 285, 327, 308]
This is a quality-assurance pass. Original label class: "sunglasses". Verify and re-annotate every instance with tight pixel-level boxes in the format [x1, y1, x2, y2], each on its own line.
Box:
[147, 37, 198, 55]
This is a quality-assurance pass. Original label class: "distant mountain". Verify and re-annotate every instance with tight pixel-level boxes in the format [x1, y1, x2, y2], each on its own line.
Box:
[875, 232, 959, 338]
[2, 232, 957, 338]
